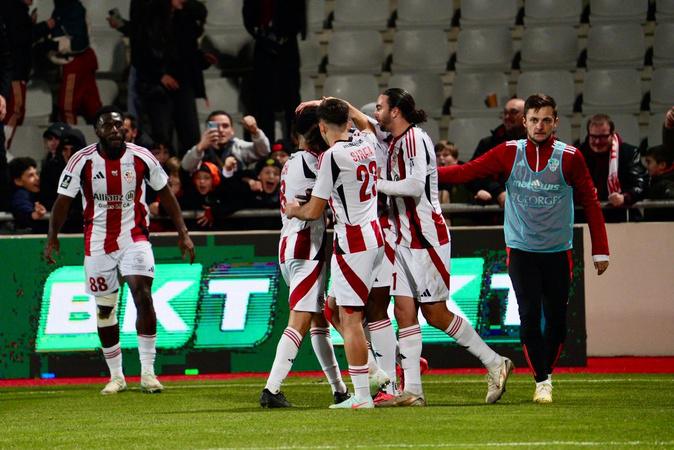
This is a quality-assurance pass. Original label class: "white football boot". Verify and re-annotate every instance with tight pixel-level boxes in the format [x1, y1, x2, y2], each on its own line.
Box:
[100, 376, 127, 395]
[486, 357, 514, 404]
[533, 380, 553, 403]
[140, 372, 164, 394]
[368, 368, 391, 396]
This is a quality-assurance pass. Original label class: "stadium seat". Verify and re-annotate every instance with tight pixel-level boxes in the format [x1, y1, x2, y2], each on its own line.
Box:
[516, 70, 576, 115]
[580, 114, 640, 147]
[307, 0, 327, 32]
[422, 118, 440, 144]
[298, 37, 321, 75]
[647, 114, 664, 147]
[395, 0, 455, 30]
[586, 24, 645, 69]
[90, 33, 127, 75]
[650, 68, 674, 113]
[198, 78, 241, 121]
[95, 79, 119, 105]
[204, 30, 253, 57]
[455, 27, 513, 72]
[7, 125, 45, 161]
[582, 69, 642, 115]
[388, 73, 446, 118]
[520, 26, 578, 71]
[589, 0, 648, 23]
[460, 0, 518, 28]
[653, 24, 674, 68]
[32, 0, 52, 23]
[523, 0, 582, 26]
[447, 117, 501, 160]
[23, 83, 52, 126]
[656, 0, 674, 23]
[322, 75, 379, 112]
[391, 30, 450, 74]
[300, 75, 316, 102]
[332, 0, 390, 31]
[81, 0, 131, 32]
[450, 72, 509, 118]
[326, 31, 385, 74]
[204, 0, 245, 31]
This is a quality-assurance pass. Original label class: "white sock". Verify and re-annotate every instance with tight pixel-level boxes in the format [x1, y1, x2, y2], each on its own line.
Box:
[137, 334, 156, 375]
[368, 319, 397, 394]
[310, 327, 347, 394]
[445, 315, 501, 370]
[265, 327, 303, 394]
[349, 364, 370, 400]
[398, 325, 423, 396]
[366, 341, 379, 374]
[102, 342, 123, 379]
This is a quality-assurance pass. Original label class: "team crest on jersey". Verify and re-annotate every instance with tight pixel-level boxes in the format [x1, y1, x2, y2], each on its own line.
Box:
[112, 170, 119, 176]
[124, 170, 135, 184]
[60, 174, 72, 188]
[548, 158, 560, 172]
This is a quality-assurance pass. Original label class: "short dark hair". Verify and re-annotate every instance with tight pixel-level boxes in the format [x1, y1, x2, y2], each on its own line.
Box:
[642, 145, 674, 166]
[382, 88, 427, 124]
[317, 98, 349, 127]
[93, 105, 124, 128]
[206, 110, 233, 124]
[586, 114, 615, 134]
[524, 94, 557, 118]
[123, 112, 138, 130]
[293, 105, 328, 153]
[9, 157, 37, 181]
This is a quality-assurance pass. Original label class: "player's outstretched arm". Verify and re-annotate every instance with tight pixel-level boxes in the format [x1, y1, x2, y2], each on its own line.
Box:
[157, 185, 195, 264]
[286, 196, 327, 221]
[44, 194, 73, 264]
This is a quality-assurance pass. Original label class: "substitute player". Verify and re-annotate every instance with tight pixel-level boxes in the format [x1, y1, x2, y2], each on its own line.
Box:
[343, 89, 514, 406]
[44, 106, 195, 395]
[438, 94, 609, 403]
[260, 106, 349, 408]
[286, 98, 384, 409]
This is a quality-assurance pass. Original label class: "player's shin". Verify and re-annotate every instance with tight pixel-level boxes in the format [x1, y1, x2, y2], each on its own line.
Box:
[265, 327, 304, 394]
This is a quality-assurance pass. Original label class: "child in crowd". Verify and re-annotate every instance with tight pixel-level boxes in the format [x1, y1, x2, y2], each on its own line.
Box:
[9, 157, 46, 232]
[642, 145, 674, 200]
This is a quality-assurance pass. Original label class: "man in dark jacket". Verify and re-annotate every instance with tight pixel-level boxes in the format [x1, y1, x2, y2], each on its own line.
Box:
[579, 114, 648, 222]
[468, 97, 526, 207]
[0, 15, 11, 211]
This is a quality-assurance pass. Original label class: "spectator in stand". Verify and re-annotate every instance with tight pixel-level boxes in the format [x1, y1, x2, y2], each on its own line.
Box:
[664, 107, 674, 157]
[243, 0, 305, 143]
[246, 157, 282, 209]
[181, 111, 270, 179]
[435, 141, 471, 206]
[40, 127, 84, 211]
[579, 114, 648, 222]
[183, 161, 241, 229]
[9, 156, 46, 232]
[149, 157, 184, 230]
[40, 122, 70, 170]
[0, 15, 12, 211]
[133, 0, 215, 152]
[469, 98, 526, 207]
[122, 112, 154, 149]
[642, 145, 674, 200]
[270, 140, 291, 167]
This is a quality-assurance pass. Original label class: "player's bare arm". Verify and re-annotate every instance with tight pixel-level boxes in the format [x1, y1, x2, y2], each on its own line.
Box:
[296, 98, 374, 133]
[285, 196, 327, 221]
[157, 185, 195, 264]
[44, 194, 74, 264]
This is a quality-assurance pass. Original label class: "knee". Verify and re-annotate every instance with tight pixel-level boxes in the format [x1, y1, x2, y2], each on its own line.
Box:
[131, 286, 153, 309]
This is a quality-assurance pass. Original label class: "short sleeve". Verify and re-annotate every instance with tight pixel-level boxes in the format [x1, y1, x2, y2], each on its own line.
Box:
[312, 150, 335, 200]
[56, 167, 82, 198]
[405, 131, 428, 183]
[147, 163, 169, 191]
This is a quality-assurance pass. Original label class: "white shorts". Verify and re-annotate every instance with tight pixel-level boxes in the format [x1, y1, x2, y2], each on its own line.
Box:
[372, 227, 395, 289]
[331, 247, 384, 307]
[83, 241, 155, 296]
[390, 242, 451, 303]
[281, 259, 326, 313]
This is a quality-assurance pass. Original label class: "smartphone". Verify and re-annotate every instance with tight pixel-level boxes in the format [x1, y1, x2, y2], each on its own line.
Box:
[207, 121, 218, 130]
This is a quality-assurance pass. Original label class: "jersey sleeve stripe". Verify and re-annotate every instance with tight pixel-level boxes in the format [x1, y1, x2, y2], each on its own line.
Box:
[65, 144, 96, 172]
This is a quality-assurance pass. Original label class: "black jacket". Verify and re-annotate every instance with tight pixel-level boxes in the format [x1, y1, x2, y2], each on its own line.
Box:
[579, 139, 648, 205]
[243, 0, 306, 41]
[1, 0, 32, 80]
[0, 15, 11, 99]
[468, 124, 526, 200]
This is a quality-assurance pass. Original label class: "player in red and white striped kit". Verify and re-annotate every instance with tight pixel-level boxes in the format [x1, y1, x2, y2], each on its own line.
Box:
[286, 99, 384, 409]
[260, 106, 349, 408]
[347, 89, 513, 406]
[44, 106, 195, 395]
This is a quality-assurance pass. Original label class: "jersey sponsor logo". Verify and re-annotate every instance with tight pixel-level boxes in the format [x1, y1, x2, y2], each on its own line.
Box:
[512, 192, 564, 207]
[512, 179, 561, 192]
[93, 191, 135, 209]
[60, 174, 72, 188]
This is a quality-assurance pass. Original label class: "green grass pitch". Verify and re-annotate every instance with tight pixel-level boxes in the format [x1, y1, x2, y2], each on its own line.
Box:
[1, 374, 673, 449]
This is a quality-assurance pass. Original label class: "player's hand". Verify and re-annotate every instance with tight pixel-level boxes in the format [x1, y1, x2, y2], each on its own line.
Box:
[496, 191, 506, 208]
[44, 237, 60, 264]
[285, 200, 301, 219]
[594, 260, 609, 276]
[608, 192, 625, 207]
[474, 190, 493, 203]
[295, 100, 321, 115]
[178, 232, 195, 264]
[160, 74, 180, 91]
[241, 115, 259, 135]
